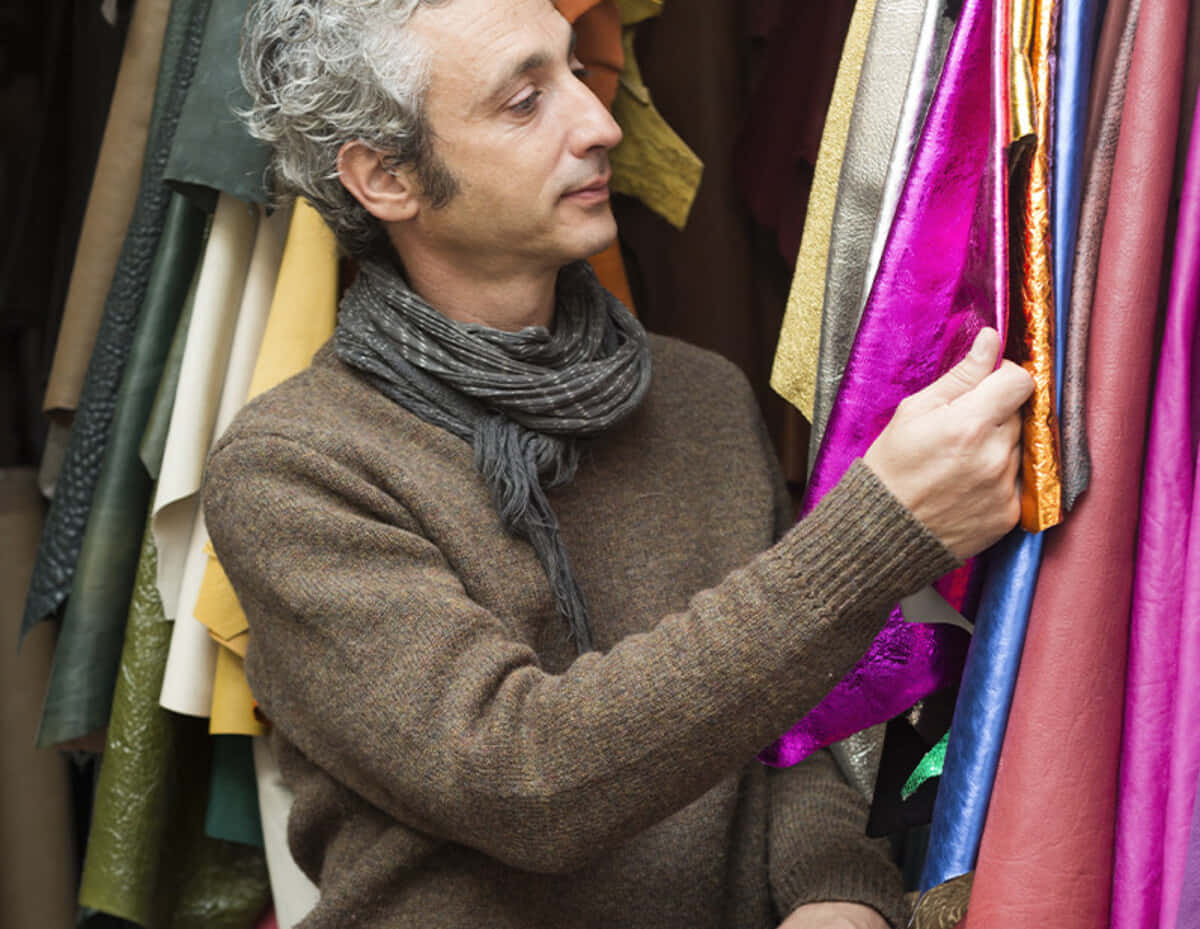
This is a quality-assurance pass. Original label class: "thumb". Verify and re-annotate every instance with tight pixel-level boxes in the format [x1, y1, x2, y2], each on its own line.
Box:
[903, 327, 1001, 414]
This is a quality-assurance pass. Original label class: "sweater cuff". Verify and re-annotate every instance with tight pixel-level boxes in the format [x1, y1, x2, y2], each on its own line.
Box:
[775, 839, 911, 929]
[782, 459, 961, 620]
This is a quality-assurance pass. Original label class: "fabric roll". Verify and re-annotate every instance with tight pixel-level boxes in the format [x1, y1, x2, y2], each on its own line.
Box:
[252, 735, 319, 929]
[152, 194, 258, 620]
[861, 0, 958, 318]
[963, 0, 1185, 925]
[1052, 0, 1105, 403]
[177, 201, 334, 724]
[1010, 0, 1062, 533]
[808, 0, 927, 453]
[164, 0, 270, 208]
[768, 0, 878, 421]
[21, 0, 211, 640]
[0, 470, 74, 929]
[42, 0, 172, 416]
[1111, 85, 1200, 929]
[760, 0, 1000, 768]
[36, 193, 208, 749]
[1060, 0, 1139, 510]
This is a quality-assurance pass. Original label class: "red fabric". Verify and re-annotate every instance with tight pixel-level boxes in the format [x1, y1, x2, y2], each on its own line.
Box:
[962, 1, 1188, 926]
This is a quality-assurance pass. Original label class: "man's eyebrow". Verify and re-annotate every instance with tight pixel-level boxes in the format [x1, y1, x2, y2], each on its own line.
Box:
[481, 29, 579, 108]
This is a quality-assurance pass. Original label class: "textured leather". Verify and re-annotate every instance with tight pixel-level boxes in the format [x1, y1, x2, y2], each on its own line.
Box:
[807, 0, 927, 453]
[164, 0, 270, 209]
[911, 872, 973, 929]
[1111, 85, 1200, 929]
[769, 0, 878, 420]
[1061, 0, 1138, 510]
[0, 470, 75, 929]
[962, 1, 1184, 926]
[760, 0, 998, 768]
[21, 0, 211, 640]
[43, 0, 172, 415]
[1010, 0, 1062, 532]
[37, 193, 208, 749]
[1053, 0, 1105, 410]
[78, 517, 270, 927]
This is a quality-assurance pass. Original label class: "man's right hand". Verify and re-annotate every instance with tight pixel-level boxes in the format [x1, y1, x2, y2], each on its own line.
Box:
[862, 327, 1034, 561]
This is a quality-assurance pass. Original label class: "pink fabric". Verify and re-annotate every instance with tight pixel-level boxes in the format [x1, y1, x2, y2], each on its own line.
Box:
[255, 905, 278, 929]
[1112, 86, 1200, 929]
[760, 0, 1000, 767]
[963, 0, 1187, 924]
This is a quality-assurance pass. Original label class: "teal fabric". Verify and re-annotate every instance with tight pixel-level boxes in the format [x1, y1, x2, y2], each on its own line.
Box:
[165, 0, 270, 208]
[205, 735, 264, 848]
[36, 194, 208, 748]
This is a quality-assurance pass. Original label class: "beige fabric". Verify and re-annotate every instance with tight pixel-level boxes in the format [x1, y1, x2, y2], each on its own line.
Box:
[43, 0, 173, 414]
[252, 735, 319, 929]
[770, 0, 879, 420]
[0, 470, 74, 929]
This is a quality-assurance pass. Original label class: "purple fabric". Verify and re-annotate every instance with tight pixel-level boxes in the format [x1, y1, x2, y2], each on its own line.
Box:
[1112, 87, 1200, 929]
[760, 0, 1002, 768]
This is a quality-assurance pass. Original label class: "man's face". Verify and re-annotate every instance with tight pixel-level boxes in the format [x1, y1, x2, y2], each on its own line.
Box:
[402, 0, 623, 274]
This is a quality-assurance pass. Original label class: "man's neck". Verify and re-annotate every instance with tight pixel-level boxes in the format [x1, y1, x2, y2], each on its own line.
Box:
[396, 245, 559, 332]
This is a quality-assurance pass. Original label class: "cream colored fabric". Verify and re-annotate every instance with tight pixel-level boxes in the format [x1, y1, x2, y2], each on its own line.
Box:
[770, 0, 879, 420]
[158, 202, 290, 719]
[191, 200, 337, 733]
[43, 0, 173, 414]
[153, 194, 258, 618]
[253, 735, 319, 929]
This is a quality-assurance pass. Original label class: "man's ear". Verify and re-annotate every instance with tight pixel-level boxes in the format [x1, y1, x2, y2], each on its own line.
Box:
[337, 140, 421, 222]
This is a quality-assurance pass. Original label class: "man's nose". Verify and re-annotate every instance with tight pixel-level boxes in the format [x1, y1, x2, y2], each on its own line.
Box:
[566, 78, 623, 155]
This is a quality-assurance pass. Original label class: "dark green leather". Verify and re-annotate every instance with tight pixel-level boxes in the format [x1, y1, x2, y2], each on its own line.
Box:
[205, 735, 264, 848]
[21, 0, 211, 641]
[140, 269, 199, 479]
[36, 193, 207, 748]
[165, 0, 270, 209]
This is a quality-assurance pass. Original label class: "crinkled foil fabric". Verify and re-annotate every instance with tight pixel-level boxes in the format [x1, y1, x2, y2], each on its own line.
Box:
[1111, 86, 1200, 929]
[1010, 0, 1063, 533]
[961, 1, 1185, 926]
[759, 0, 1000, 768]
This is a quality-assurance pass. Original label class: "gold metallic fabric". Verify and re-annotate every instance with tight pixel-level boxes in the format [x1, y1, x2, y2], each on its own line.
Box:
[1009, 0, 1037, 141]
[910, 871, 974, 929]
[770, 0, 879, 420]
[1012, 0, 1063, 531]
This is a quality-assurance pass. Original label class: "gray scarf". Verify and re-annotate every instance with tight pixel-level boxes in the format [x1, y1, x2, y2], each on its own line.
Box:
[335, 259, 653, 653]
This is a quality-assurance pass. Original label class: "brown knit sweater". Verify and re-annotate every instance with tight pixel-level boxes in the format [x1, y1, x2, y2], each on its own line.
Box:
[203, 335, 957, 929]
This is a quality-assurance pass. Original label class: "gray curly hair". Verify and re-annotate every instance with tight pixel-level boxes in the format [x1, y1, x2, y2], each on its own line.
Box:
[240, 0, 459, 259]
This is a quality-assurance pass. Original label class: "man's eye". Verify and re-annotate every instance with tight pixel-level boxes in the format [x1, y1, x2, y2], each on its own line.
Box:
[509, 89, 542, 115]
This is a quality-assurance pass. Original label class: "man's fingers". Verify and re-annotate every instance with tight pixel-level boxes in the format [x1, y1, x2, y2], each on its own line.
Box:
[905, 328, 1002, 413]
[953, 360, 1035, 424]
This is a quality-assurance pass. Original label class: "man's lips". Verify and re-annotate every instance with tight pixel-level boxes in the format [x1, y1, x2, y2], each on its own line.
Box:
[563, 174, 611, 201]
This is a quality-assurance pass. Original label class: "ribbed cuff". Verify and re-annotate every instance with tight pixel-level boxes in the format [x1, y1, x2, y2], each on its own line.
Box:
[781, 459, 961, 622]
[776, 841, 911, 929]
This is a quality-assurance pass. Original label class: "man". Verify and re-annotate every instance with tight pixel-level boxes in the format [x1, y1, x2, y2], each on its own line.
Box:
[205, 0, 1033, 926]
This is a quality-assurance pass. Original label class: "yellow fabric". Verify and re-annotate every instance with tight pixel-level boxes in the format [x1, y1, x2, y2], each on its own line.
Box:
[769, 0, 879, 421]
[196, 199, 339, 734]
[617, 0, 662, 25]
[609, 28, 703, 230]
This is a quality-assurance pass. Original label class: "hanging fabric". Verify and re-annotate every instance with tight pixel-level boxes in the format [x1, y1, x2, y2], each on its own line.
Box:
[1111, 82, 1200, 929]
[760, 0, 999, 768]
[963, 0, 1184, 924]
